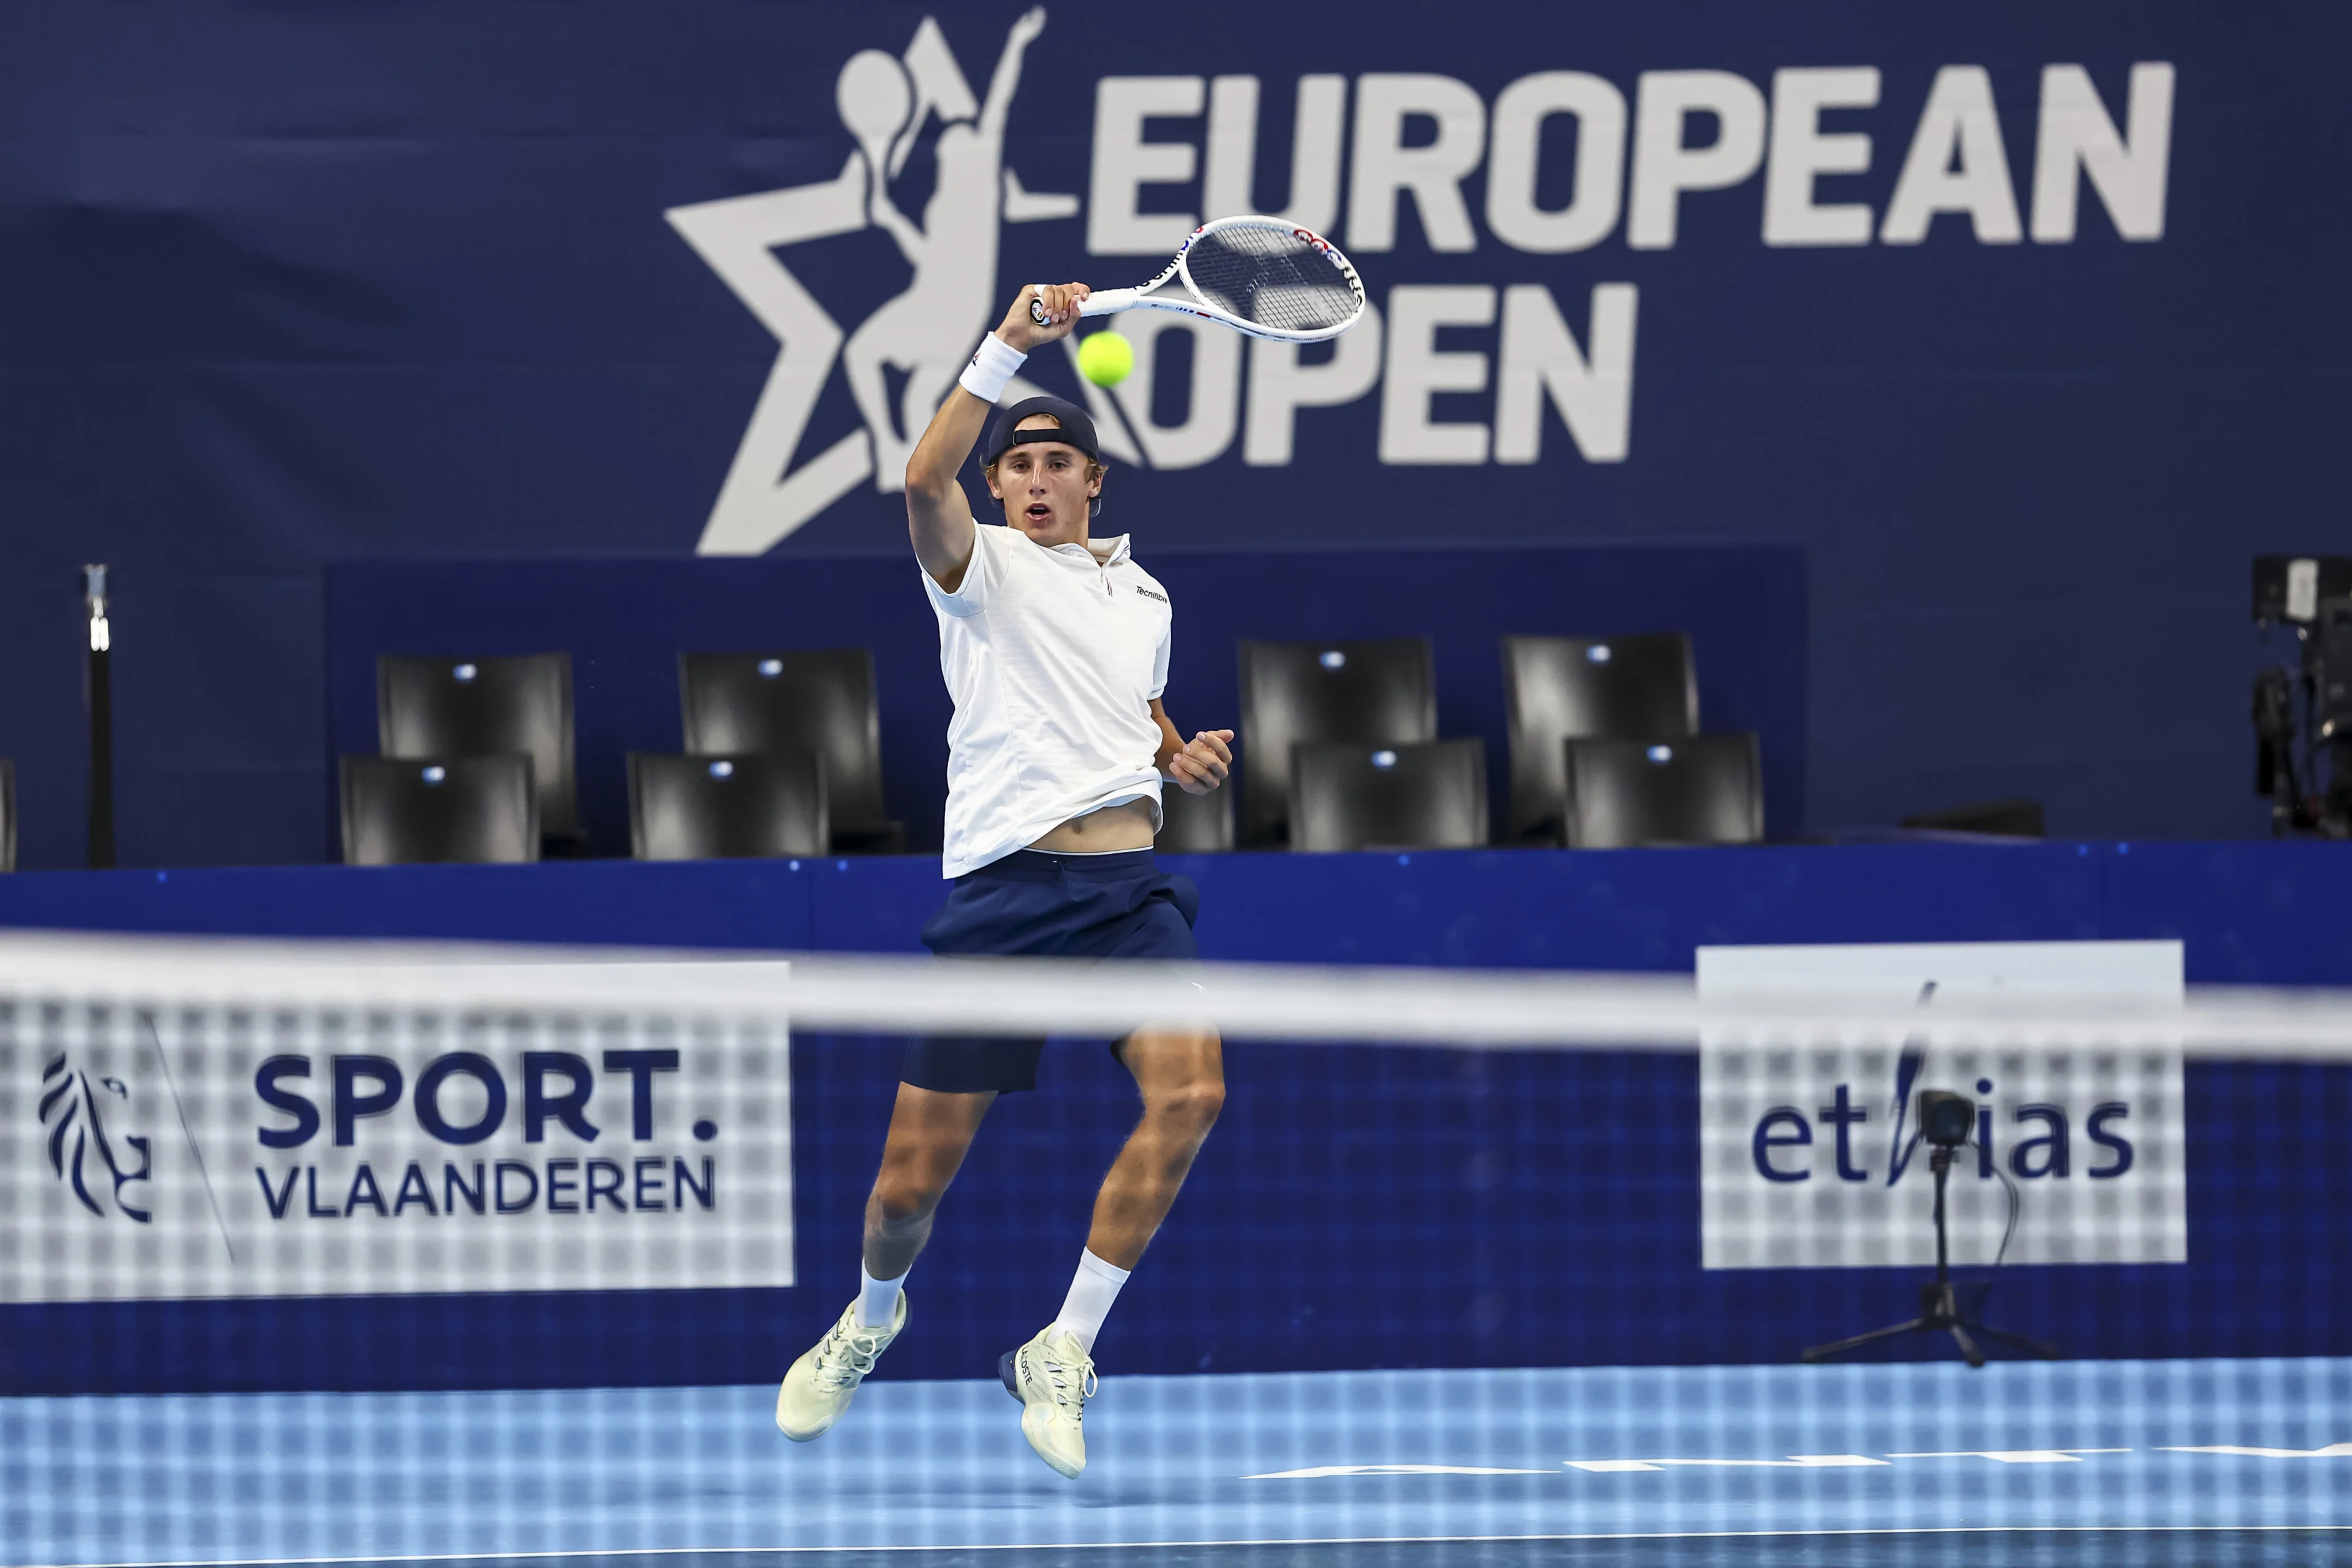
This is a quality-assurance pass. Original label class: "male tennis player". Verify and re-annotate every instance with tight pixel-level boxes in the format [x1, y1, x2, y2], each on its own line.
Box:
[777, 281, 1234, 1480]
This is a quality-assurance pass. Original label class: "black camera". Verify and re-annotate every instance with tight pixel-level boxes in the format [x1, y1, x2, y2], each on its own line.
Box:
[2250, 555, 2352, 835]
[1918, 1089, 1974, 1148]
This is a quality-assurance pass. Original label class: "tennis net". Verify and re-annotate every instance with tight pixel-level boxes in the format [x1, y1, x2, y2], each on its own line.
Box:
[3, 930, 2348, 1567]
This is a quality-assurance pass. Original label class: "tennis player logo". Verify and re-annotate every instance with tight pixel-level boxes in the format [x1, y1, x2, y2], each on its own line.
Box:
[37, 1050, 154, 1223]
[668, 9, 1079, 556]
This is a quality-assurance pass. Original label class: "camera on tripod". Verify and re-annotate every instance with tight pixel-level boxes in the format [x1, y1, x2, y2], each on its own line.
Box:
[1917, 1088, 1973, 1148]
[1803, 1086, 2057, 1368]
[2252, 555, 2352, 836]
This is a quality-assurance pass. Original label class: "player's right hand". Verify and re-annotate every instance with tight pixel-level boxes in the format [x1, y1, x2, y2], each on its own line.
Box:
[999, 282, 1089, 353]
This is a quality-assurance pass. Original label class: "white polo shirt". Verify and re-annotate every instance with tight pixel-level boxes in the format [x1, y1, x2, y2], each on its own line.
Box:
[924, 524, 1174, 878]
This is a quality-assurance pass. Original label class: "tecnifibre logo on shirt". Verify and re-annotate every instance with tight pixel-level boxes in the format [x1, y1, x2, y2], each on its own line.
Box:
[668, 10, 2174, 554]
[0, 967, 796, 1304]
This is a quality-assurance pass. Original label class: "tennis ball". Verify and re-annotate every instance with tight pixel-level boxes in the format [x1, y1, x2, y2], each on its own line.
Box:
[1077, 330, 1135, 387]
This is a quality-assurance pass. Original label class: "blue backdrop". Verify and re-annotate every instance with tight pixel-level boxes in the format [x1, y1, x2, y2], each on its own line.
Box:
[4, 839, 2350, 1393]
[1, 4, 2348, 869]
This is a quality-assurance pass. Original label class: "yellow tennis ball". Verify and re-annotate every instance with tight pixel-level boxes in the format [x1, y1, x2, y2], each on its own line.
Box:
[1077, 330, 1134, 386]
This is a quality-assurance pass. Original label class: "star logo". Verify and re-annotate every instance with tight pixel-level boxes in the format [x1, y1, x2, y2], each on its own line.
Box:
[666, 9, 1084, 554]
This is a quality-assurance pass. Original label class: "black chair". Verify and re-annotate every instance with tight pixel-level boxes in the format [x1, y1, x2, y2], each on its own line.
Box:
[1289, 739, 1487, 853]
[1237, 638, 1435, 847]
[1502, 633, 1696, 844]
[1156, 783, 1235, 853]
[0, 758, 15, 873]
[679, 650, 903, 852]
[340, 755, 539, 866]
[379, 654, 577, 840]
[1562, 734, 1762, 848]
[627, 752, 828, 861]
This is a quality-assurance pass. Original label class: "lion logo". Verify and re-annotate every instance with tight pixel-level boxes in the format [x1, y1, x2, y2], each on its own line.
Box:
[38, 1050, 154, 1222]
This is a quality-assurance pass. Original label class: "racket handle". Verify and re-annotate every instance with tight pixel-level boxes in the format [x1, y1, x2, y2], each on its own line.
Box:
[1027, 286, 1133, 325]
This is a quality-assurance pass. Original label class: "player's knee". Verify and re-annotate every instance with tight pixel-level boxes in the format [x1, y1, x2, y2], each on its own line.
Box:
[869, 1175, 942, 1231]
[1153, 1075, 1224, 1138]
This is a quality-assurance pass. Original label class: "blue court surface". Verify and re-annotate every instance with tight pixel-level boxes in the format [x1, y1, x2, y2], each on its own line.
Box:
[8, 1359, 2350, 1568]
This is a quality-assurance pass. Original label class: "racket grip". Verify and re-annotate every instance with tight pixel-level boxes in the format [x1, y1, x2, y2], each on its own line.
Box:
[1028, 286, 1126, 324]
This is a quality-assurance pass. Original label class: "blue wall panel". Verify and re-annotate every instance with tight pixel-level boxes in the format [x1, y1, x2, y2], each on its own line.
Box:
[0, 4, 2345, 867]
[3, 840, 2350, 1394]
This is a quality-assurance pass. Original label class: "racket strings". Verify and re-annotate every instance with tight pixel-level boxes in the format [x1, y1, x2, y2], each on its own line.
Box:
[1183, 226, 1360, 333]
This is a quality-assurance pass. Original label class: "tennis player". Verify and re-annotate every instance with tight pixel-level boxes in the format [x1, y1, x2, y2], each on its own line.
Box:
[777, 281, 1234, 1480]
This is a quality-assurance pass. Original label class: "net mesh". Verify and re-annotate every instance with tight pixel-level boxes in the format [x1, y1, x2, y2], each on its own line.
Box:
[4, 932, 2350, 1568]
[1183, 222, 1363, 333]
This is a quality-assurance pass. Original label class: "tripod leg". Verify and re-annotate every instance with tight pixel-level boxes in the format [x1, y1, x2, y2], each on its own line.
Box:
[1948, 1324, 1988, 1368]
[1803, 1318, 1931, 1363]
[1973, 1324, 2060, 1361]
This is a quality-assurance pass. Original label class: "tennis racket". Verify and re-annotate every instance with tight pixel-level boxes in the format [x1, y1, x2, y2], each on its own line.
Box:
[1029, 215, 1365, 344]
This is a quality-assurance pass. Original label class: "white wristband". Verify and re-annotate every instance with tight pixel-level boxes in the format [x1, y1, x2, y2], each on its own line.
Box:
[958, 333, 1027, 405]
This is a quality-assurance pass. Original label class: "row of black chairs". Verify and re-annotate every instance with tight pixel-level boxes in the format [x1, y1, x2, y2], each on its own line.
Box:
[1216, 632, 1755, 850]
[1179, 732, 1762, 854]
[367, 650, 901, 855]
[342, 751, 830, 865]
[345, 635, 1759, 864]
[343, 728, 1764, 864]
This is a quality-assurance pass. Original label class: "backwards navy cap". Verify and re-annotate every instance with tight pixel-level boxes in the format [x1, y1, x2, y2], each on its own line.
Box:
[984, 395, 1102, 467]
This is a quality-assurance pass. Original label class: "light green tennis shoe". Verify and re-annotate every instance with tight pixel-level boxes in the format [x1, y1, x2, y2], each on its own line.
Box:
[776, 1291, 907, 1441]
[1000, 1325, 1096, 1478]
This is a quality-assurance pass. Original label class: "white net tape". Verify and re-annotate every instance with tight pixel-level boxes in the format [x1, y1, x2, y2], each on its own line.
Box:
[0, 930, 2342, 1057]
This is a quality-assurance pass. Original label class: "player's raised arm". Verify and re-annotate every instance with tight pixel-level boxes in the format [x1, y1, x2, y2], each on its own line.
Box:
[905, 281, 1090, 592]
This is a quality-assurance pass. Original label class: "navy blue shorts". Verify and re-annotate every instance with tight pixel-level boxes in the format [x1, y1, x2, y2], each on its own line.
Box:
[902, 847, 1201, 1093]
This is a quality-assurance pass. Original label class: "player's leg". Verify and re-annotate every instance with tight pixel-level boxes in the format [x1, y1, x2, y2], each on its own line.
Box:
[1005, 1023, 1223, 1477]
[1085, 1025, 1226, 1270]
[864, 1082, 996, 1281]
[998, 855, 1214, 1476]
[778, 1082, 993, 1441]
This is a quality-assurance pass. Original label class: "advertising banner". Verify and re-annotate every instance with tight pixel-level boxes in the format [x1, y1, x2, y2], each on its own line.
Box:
[0, 963, 793, 1303]
[667, 13, 2178, 556]
[1696, 941, 2185, 1270]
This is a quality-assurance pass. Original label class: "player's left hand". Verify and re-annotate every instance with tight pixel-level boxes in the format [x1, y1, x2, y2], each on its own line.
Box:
[1169, 729, 1234, 795]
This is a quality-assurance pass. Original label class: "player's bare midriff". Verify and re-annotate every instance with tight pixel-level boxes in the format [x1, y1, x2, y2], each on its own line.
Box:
[1028, 796, 1156, 853]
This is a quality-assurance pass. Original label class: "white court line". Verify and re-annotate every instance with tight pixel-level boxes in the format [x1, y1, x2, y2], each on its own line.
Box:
[1887, 1449, 2133, 1463]
[31, 1524, 2352, 1568]
[1245, 1463, 1551, 1478]
[2160, 1444, 2352, 1458]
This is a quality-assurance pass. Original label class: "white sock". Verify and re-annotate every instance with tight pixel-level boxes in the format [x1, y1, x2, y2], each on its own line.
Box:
[1049, 1248, 1131, 1354]
[856, 1262, 907, 1329]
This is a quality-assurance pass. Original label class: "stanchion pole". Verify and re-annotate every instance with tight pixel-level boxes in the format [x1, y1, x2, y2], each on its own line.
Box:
[84, 564, 113, 870]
